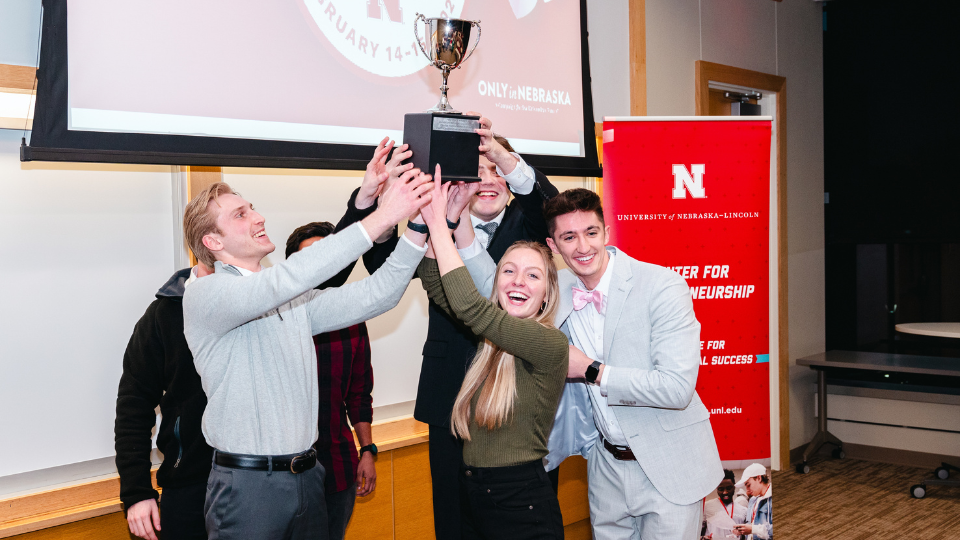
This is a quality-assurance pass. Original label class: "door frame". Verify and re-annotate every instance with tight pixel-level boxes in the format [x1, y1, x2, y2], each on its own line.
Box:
[695, 60, 789, 470]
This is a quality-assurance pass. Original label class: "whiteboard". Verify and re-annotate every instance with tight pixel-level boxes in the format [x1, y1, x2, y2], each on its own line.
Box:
[0, 129, 175, 480]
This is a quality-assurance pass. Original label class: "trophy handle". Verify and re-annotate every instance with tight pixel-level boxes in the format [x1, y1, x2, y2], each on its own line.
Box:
[414, 13, 433, 64]
[458, 20, 481, 68]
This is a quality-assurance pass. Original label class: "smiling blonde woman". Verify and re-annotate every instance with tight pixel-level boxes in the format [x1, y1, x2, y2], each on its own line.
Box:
[416, 167, 569, 540]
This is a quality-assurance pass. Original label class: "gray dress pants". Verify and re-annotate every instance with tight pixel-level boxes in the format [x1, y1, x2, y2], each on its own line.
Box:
[204, 457, 329, 540]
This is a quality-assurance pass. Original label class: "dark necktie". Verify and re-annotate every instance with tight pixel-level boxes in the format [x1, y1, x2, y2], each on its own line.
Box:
[475, 222, 499, 248]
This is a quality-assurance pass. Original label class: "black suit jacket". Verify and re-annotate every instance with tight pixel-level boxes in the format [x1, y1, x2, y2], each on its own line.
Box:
[335, 168, 558, 427]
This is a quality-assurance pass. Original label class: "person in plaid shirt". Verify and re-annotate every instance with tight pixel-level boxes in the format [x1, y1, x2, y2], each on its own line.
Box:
[286, 221, 377, 540]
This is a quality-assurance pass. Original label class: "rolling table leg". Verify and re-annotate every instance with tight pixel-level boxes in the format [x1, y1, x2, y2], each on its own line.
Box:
[796, 369, 844, 474]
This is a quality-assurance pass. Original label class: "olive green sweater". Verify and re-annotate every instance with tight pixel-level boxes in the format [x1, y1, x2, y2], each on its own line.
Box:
[418, 259, 569, 468]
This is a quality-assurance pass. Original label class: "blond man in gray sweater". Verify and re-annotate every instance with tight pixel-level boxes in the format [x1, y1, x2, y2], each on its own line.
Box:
[182, 153, 432, 540]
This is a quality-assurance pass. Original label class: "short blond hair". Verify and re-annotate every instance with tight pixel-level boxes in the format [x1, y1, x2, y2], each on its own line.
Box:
[183, 182, 236, 267]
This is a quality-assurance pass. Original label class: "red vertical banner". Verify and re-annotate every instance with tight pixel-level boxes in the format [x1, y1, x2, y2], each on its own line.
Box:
[602, 118, 773, 462]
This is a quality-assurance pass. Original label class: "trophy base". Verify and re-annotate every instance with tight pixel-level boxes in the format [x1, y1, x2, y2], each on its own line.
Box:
[426, 106, 462, 114]
[403, 112, 481, 183]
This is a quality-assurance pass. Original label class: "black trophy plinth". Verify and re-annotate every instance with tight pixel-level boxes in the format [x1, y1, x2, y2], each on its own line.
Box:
[402, 112, 481, 183]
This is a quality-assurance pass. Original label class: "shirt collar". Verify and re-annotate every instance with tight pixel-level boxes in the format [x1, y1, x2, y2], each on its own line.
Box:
[224, 263, 256, 276]
[184, 265, 201, 287]
[577, 246, 616, 295]
[470, 208, 506, 229]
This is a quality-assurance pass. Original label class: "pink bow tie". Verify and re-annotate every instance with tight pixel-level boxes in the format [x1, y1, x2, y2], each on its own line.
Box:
[572, 287, 603, 312]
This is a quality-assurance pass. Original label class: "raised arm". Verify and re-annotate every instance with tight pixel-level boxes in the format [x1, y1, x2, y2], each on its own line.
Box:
[420, 167, 567, 369]
[305, 229, 427, 335]
[325, 139, 417, 288]
[473, 114, 558, 243]
[184, 170, 432, 339]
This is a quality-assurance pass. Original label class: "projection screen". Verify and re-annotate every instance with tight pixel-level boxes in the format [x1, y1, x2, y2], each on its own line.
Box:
[24, 0, 601, 176]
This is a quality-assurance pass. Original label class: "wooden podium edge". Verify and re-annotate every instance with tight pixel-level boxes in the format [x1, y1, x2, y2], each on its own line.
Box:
[0, 417, 430, 536]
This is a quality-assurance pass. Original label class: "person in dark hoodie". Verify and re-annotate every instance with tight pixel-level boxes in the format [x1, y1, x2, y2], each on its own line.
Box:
[114, 263, 213, 540]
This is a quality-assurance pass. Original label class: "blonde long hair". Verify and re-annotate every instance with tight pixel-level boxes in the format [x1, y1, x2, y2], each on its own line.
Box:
[451, 242, 560, 440]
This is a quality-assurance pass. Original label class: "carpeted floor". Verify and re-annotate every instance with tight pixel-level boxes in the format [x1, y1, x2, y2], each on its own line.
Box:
[773, 456, 960, 539]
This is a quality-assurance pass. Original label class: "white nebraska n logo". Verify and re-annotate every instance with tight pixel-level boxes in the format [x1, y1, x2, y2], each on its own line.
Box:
[672, 164, 706, 199]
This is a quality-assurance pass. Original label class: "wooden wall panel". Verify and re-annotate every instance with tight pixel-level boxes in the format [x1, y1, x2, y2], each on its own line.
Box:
[557, 457, 590, 526]
[8, 512, 130, 540]
[392, 444, 435, 540]
[629, 0, 647, 116]
[0, 64, 36, 92]
[5, 444, 593, 539]
[564, 518, 593, 540]
[345, 451, 394, 540]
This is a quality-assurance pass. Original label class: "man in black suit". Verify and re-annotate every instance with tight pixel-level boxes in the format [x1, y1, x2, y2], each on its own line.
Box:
[334, 116, 558, 540]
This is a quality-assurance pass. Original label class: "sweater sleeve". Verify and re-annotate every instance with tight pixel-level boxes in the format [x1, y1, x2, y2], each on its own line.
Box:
[439, 267, 568, 370]
[319, 187, 381, 289]
[184, 223, 371, 341]
[114, 302, 163, 509]
[417, 257, 456, 318]
[344, 323, 374, 426]
[305, 235, 424, 335]
[514, 167, 559, 244]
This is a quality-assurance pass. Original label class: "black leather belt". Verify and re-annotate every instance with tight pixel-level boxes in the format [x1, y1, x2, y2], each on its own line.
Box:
[215, 448, 317, 474]
[602, 438, 636, 461]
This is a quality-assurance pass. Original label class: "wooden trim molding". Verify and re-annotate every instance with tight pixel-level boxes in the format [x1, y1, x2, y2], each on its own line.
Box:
[695, 60, 789, 470]
[628, 0, 647, 116]
[184, 166, 223, 266]
[0, 64, 36, 93]
[0, 416, 429, 537]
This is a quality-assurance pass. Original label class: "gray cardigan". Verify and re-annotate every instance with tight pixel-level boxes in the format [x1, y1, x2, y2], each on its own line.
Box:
[183, 223, 424, 455]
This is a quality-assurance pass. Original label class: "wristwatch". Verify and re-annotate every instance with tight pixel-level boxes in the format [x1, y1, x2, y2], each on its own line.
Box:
[446, 216, 461, 230]
[585, 361, 603, 385]
[406, 220, 429, 236]
[359, 443, 378, 458]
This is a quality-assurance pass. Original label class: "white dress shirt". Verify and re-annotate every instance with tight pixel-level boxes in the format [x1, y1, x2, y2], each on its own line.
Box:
[184, 265, 202, 287]
[567, 247, 630, 446]
[470, 210, 506, 250]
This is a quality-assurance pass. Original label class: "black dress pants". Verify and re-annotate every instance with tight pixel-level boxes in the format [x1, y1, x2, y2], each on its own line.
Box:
[460, 460, 565, 540]
[429, 424, 464, 540]
[159, 483, 207, 540]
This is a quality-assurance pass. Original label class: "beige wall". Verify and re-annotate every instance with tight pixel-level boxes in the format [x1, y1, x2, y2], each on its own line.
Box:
[587, 0, 827, 452]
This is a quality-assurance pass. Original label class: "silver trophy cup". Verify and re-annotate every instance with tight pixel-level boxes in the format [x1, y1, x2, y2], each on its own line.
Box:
[415, 14, 481, 114]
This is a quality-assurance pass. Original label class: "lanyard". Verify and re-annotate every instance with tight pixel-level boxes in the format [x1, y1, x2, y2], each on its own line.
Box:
[703, 499, 736, 520]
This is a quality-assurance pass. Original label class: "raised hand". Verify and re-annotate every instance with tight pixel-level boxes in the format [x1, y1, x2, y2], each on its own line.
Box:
[447, 180, 480, 222]
[471, 114, 519, 175]
[384, 143, 415, 192]
[362, 167, 433, 240]
[421, 165, 452, 235]
[356, 137, 395, 209]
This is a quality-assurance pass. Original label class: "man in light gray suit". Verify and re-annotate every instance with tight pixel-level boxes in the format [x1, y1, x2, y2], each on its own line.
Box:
[463, 188, 722, 540]
[182, 159, 433, 540]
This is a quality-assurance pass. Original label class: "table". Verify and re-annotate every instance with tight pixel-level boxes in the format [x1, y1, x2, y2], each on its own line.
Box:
[795, 350, 960, 498]
[895, 322, 960, 339]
